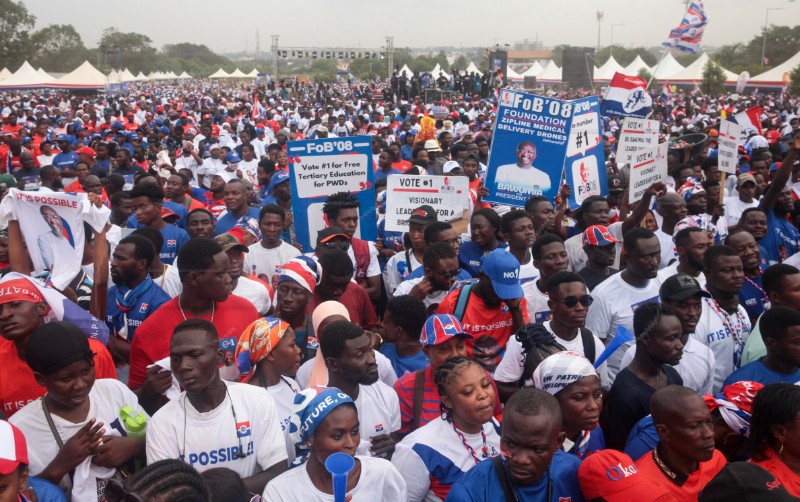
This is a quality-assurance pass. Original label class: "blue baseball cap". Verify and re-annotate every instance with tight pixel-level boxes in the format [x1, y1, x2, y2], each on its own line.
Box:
[420, 314, 472, 347]
[226, 151, 242, 164]
[267, 170, 290, 192]
[482, 249, 523, 300]
[157, 126, 169, 135]
[582, 225, 619, 248]
[55, 134, 71, 142]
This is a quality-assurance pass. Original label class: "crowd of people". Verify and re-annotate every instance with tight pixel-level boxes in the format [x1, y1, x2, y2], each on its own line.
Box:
[0, 73, 799, 501]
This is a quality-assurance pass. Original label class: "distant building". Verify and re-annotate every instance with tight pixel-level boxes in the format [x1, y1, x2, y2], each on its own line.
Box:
[507, 50, 554, 66]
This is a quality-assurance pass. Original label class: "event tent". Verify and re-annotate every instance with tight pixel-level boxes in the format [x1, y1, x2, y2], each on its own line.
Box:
[521, 62, 543, 78]
[652, 52, 684, 79]
[228, 68, 248, 78]
[665, 53, 737, 84]
[0, 68, 11, 80]
[134, 72, 147, 81]
[209, 68, 231, 78]
[623, 55, 651, 76]
[246, 69, 258, 78]
[506, 66, 523, 81]
[399, 64, 412, 76]
[594, 56, 624, 82]
[749, 50, 800, 87]
[120, 68, 136, 82]
[178, 71, 192, 79]
[465, 61, 483, 76]
[37, 68, 53, 80]
[536, 60, 562, 83]
[431, 63, 450, 80]
[0, 61, 55, 89]
[51, 61, 107, 90]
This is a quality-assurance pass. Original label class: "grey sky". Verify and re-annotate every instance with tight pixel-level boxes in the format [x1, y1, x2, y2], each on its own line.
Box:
[21, 0, 800, 55]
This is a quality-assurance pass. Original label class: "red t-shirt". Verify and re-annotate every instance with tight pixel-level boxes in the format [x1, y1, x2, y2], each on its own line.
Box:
[750, 447, 800, 497]
[436, 290, 528, 353]
[392, 159, 412, 173]
[636, 448, 727, 500]
[127, 295, 259, 390]
[311, 283, 380, 331]
[2, 124, 23, 138]
[0, 337, 116, 417]
[394, 364, 503, 434]
[204, 191, 227, 219]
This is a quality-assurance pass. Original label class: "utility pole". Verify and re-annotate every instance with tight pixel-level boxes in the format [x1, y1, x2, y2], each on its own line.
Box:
[385, 36, 394, 79]
[596, 11, 603, 53]
[271, 35, 279, 79]
[256, 30, 261, 60]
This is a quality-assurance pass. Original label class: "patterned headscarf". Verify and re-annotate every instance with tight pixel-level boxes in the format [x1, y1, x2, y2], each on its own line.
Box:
[703, 380, 763, 438]
[235, 216, 261, 241]
[673, 215, 717, 240]
[288, 386, 355, 445]
[414, 116, 438, 146]
[235, 317, 291, 383]
[677, 176, 706, 202]
[531, 351, 598, 396]
[278, 256, 321, 294]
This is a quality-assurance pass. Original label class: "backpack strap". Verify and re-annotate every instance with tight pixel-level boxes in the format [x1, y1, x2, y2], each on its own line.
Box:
[350, 238, 371, 284]
[410, 368, 426, 431]
[580, 327, 596, 363]
[453, 282, 475, 322]
[492, 456, 518, 502]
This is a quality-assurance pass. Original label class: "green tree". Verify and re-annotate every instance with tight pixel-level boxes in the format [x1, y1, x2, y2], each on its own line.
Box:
[701, 59, 726, 94]
[30, 24, 88, 72]
[434, 50, 450, 71]
[638, 68, 658, 90]
[789, 64, 800, 97]
[0, 0, 35, 69]
[451, 55, 468, 71]
[747, 25, 800, 67]
[98, 27, 157, 72]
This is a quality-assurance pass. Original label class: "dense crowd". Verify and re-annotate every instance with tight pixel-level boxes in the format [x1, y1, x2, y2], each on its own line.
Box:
[0, 74, 798, 501]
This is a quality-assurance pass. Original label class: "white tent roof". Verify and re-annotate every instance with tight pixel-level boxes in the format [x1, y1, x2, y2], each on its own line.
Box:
[594, 56, 624, 82]
[623, 55, 651, 76]
[37, 68, 53, 80]
[506, 66, 523, 81]
[209, 68, 230, 78]
[521, 61, 543, 78]
[665, 53, 738, 83]
[165, 71, 179, 79]
[107, 70, 121, 84]
[653, 52, 684, 79]
[246, 69, 258, 78]
[536, 60, 562, 83]
[431, 63, 450, 80]
[399, 64, 412, 76]
[134, 72, 147, 81]
[52, 60, 107, 89]
[120, 68, 136, 82]
[0, 68, 11, 80]
[228, 68, 248, 78]
[177, 71, 192, 79]
[750, 50, 800, 87]
[0, 61, 55, 88]
[465, 61, 482, 76]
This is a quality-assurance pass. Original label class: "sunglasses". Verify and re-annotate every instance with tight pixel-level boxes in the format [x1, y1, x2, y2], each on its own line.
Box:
[437, 268, 463, 279]
[104, 478, 144, 502]
[322, 242, 350, 251]
[552, 294, 593, 309]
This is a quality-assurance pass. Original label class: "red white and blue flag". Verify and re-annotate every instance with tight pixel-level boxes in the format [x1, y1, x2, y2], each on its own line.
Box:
[599, 72, 653, 119]
[662, 0, 709, 54]
[660, 82, 673, 106]
[732, 106, 763, 139]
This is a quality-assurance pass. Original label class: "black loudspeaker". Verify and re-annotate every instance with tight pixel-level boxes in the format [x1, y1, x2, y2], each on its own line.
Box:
[562, 47, 595, 90]
[523, 76, 537, 89]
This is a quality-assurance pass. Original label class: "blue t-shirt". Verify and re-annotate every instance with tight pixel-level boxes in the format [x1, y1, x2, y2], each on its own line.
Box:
[159, 224, 190, 264]
[445, 450, 584, 502]
[214, 207, 262, 235]
[52, 151, 78, 172]
[739, 272, 769, 324]
[458, 241, 508, 278]
[624, 415, 658, 461]
[761, 208, 800, 265]
[128, 201, 188, 229]
[373, 167, 402, 183]
[723, 359, 800, 387]
[27, 477, 67, 502]
[106, 281, 171, 342]
[379, 343, 429, 378]
[377, 219, 403, 271]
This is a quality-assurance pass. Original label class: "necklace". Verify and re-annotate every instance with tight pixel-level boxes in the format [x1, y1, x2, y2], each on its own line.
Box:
[451, 421, 489, 464]
[704, 295, 748, 368]
[178, 295, 215, 323]
[744, 277, 769, 308]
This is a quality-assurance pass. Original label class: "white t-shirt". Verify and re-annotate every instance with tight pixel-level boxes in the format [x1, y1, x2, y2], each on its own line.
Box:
[692, 298, 751, 393]
[295, 351, 398, 389]
[393, 276, 448, 308]
[9, 379, 148, 495]
[565, 221, 623, 272]
[354, 381, 401, 440]
[620, 336, 715, 395]
[654, 228, 677, 269]
[146, 381, 288, 476]
[655, 262, 706, 289]
[384, 251, 422, 298]
[233, 276, 272, 315]
[508, 248, 539, 285]
[157, 263, 181, 297]
[268, 377, 302, 461]
[494, 320, 609, 390]
[522, 280, 551, 324]
[263, 455, 407, 501]
[238, 159, 260, 185]
[392, 417, 501, 502]
[723, 196, 759, 228]
[585, 274, 661, 383]
[494, 163, 551, 194]
[243, 240, 302, 288]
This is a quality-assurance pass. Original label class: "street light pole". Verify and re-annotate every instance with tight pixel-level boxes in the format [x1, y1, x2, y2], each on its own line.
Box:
[596, 11, 604, 53]
[760, 8, 782, 66]
[610, 24, 624, 58]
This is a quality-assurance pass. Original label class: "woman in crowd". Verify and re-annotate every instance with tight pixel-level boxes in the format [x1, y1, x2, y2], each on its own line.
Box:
[748, 382, 800, 496]
[705, 380, 764, 462]
[263, 386, 407, 500]
[459, 208, 506, 277]
[532, 351, 604, 459]
[108, 459, 211, 502]
[392, 357, 501, 501]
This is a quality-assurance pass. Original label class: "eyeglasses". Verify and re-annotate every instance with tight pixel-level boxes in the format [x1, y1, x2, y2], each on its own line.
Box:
[322, 242, 350, 251]
[104, 478, 145, 502]
[437, 268, 462, 279]
[552, 295, 593, 308]
[442, 237, 462, 247]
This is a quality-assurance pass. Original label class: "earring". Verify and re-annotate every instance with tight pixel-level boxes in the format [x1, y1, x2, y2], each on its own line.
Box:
[778, 441, 784, 456]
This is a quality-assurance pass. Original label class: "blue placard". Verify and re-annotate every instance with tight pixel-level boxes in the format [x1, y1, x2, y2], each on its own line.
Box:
[484, 89, 607, 209]
[287, 136, 377, 251]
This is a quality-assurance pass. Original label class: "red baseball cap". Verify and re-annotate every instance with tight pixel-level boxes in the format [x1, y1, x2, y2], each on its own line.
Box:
[766, 130, 781, 144]
[0, 420, 28, 474]
[76, 146, 96, 157]
[578, 450, 670, 501]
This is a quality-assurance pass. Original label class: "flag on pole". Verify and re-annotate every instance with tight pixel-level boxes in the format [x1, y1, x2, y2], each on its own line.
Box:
[599, 72, 653, 118]
[660, 81, 673, 106]
[662, 0, 709, 54]
[732, 106, 763, 139]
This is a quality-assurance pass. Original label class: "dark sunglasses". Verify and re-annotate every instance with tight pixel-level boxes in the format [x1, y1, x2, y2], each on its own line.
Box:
[104, 478, 145, 502]
[323, 242, 350, 251]
[552, 294, 593, 308]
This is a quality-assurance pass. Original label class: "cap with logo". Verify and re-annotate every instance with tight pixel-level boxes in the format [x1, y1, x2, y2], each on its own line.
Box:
[420, 314, 473, 347]
[659, 273, 711, 302]
[317, 226, 351, 244]
[582, 225, 620, 248]
[698, 462, 796, 502]
[578, 449, 670, 502]
[482, 249, 523, 300]
[408, 205, 438, 226]
[0, 420, 28, 475]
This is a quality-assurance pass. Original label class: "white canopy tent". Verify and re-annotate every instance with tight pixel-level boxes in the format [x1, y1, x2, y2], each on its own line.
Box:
[118, 68, 136, 82]
[0, 61, 55, 89]
[0, 68, 11, 80]
[37, 68, 54, 80]
[521, 61, 543, 78]
[134, 72, 147, 81]
[465, 61, 483, 76]
[177, 71, 192, 79]
[209, 68, 231, 79]
[652, 52, 684, 80]
[594, 56, 624, 82]
[750, 51, 800, 87]
[536, 60, 562, 83]
[623, 55, 651, 76]
[399, 64, 412, 76]
[228, 68, 248, 78]
[431, 63, 450, 80]
[246, 69, 258, 78]
[665, 53, 738, 84]
[107, 70, 121, 84]
[506, 66, 523, 81]
[51, 60, 108, 90]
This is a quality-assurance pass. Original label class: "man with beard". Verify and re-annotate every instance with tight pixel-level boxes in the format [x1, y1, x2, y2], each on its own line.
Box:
[186, 208, 216, 239]
[758, 144, 798, 264]
[322, 320, 400, 458]
[524, 196, 556, 237]
[725, 230, 769, 324]
[165, 174, 205, 212]
[106, 235, 171, 381]
[654, 192, 687, 268]
[656, 227, 710, 289]
[38, 165, 63, 192]
[587, 228, 662, 382]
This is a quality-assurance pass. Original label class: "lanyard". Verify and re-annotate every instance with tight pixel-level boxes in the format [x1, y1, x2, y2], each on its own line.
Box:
[451, 421, 489, 465]
[706, 296, 748, 368]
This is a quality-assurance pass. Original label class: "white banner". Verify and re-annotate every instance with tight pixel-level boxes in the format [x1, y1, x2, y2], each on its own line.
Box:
[717, 119, 742, 175]
[384, 175, 470, 232]
[628, 143, 669, 204]
[616, 118, 660, 166]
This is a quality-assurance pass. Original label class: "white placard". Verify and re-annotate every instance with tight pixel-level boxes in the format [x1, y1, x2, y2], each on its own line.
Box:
[616, 117, 660, 166]
[717, 119, 742, 175]
[384, 175, 470, 232]
[628, 143, 669, 204]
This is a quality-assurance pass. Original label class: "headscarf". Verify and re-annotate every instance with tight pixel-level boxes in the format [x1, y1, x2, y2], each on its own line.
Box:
[0, 278, 44, 305]
[235, 216, 261, 241]
[278, 256, 321, 294]
[677, 176, 706, 202]
[307, 301, 350, 388]
[235, 317, 291, 383]
[673, 215, 717, 240]
[414, 116, 437, 146]
[531, 351, 598, 396]
[703, 380, 763, 438]
[287, 386, 354, 445]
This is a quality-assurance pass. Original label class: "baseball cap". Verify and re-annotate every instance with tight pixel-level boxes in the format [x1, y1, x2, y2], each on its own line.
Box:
[737, 173, 756, 187]
[55, 134, 71, 142]
[578, 450, 670, 502]
[420, 314, 472, 347]
[408, 205, 438, 226]
[607, 172, 625, 192]
[215, 233, 249, 254]
[26, 321, 94, 375]
[267, 170, 290, 192]
[75, 146, 96, 157]
[226, 151, 241, 164]
[317, 126, 329, 133]
[0, 174, 17, 189]
[659, 273, 711, 302]
[0, 421, 28, 475]
[442, 161, 462, 174]
[698, 462, 796, 502]
[765, 130, 781, 145]
[582, 225, 620, 247]
[317, 226, 350, 243]
[482, 249, 523, 300]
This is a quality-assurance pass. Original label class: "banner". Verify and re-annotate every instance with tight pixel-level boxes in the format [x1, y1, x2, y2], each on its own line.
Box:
[616, 117, 661, 166]
[628, 143, 669, 204]
[485, 89, 607, 208]
[600, 73, 653, 119]
[384, 175, 470, 233]
[287, 136, 377, 251]
[717, 119, 742, 175]
[0, 189, 110, 290]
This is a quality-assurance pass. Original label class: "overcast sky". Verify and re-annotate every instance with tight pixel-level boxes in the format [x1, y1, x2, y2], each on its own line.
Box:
[21, 0, 800, 54]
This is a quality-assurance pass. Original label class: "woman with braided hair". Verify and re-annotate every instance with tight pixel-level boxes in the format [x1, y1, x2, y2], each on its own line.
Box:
[602, 302, 684, 450]
[107, 459, 211, 501]
[391, 356, 501, 501]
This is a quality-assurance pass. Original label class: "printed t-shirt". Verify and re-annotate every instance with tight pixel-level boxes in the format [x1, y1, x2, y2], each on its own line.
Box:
[749, 447, 800, 497]
[522, 280, 551, 323]
[635, 448, 727, 500]
[761, 208, 800, 265]
[214, 207, 262, 236]
[106, 282, 171, 342]
[692, 298, 751, 393]
[458, 241, 508, 278]
[243, 240, 301, 289]
[158, 224, 190, 265]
